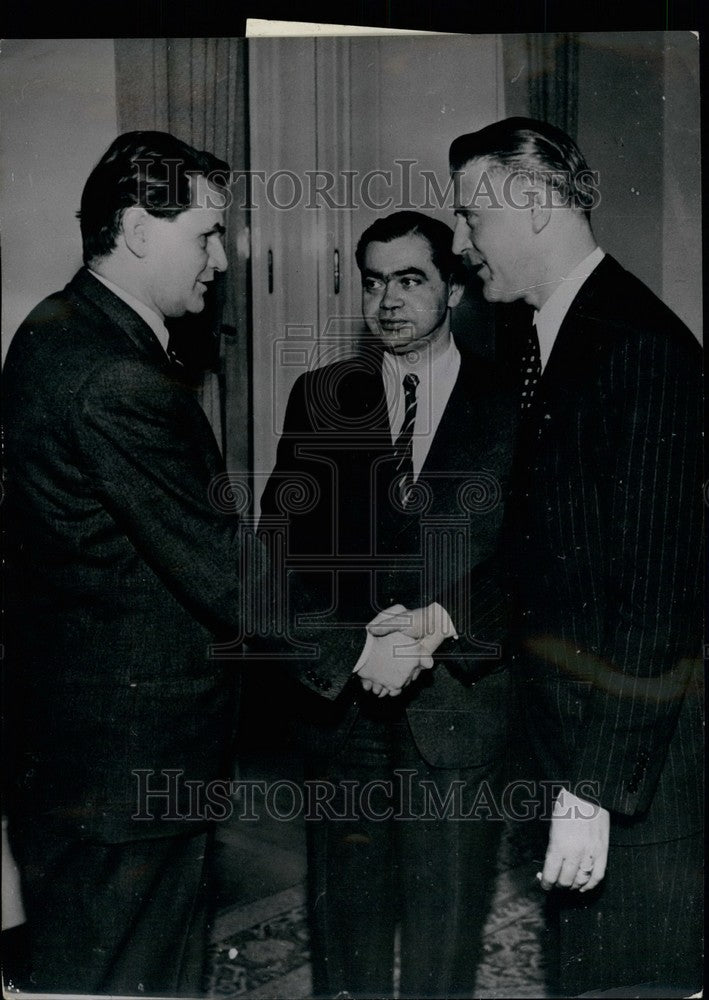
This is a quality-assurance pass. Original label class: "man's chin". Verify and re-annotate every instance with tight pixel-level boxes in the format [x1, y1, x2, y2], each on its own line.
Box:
[376, 333, 415, 353]
[481, 283, 504, 303]
[386, 342, 419, 355]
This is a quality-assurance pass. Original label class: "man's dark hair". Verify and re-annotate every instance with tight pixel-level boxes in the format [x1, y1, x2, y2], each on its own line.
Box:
[449, 117, 595, 215]
[355, 210, 463, 284]
[78, 130, 230, 265]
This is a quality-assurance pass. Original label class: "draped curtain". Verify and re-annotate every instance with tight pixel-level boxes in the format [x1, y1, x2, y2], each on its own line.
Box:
[114, 38, 250, 475]
[526, 33, 579, 139]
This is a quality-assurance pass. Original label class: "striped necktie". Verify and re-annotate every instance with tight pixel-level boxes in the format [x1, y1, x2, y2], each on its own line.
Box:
[519, 321, 541, 412]
[393, 372, 419, 506]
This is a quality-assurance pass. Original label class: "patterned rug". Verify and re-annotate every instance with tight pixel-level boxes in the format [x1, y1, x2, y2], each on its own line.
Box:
[205, 821, 553, 999]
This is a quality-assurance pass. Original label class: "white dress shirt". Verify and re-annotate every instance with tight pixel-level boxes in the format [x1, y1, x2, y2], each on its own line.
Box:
[534, 246, 606, 371]
[89, 270, 171, 356]
[381, 335, 461, 477]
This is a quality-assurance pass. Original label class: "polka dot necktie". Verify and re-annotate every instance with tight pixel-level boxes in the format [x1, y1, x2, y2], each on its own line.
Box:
[519, 321, 541, 412]
[166, 338, 185, 368]
[393, 372, 419, 506]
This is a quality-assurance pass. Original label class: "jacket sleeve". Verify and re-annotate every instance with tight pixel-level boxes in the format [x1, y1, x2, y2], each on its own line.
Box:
[568, 327, 703, 815]
[258, 372, 365, 700]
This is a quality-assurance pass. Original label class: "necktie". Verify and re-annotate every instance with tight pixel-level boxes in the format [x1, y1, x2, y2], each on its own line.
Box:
[166, 335, 185, 368]
[519, 321, 541, 412]
[393, 372, 419, 506]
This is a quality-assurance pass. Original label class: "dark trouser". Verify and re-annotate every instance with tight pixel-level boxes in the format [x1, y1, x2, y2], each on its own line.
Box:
[305, 708, 503, 1000]
[10, 822, 212, 995]
[549, 831, 703, 998]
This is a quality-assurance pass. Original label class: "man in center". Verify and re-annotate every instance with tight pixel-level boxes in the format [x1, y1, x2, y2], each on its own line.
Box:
[260, 211, 515, 999]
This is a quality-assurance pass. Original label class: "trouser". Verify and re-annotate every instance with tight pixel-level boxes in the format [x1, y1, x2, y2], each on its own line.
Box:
[550, 831, 703, 998]
[10, 821, 213, 995]
[305, 708, 503, 1000]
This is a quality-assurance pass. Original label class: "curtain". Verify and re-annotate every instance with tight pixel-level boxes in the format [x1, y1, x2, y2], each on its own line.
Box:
[526, 33, 579, 139]
[114, 38, 250, 475]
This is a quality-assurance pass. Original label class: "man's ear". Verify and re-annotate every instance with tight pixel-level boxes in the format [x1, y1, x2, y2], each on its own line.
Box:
[120, 207, 151, 258]
[530, 187, 552, 235]
[447, 279, 465, 309]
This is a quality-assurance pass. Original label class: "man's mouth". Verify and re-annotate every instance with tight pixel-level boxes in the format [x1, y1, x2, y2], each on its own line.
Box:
[459, 251, 486, 274]
[379, 320, 411, 331]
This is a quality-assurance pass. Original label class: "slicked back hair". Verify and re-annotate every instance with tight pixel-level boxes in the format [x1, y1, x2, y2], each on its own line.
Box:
[449, 117, 595, 217]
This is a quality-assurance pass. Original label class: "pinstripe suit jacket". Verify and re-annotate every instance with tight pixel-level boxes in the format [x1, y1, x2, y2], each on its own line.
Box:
[259, 340, 516, 768]
[508, 254, 703, 846]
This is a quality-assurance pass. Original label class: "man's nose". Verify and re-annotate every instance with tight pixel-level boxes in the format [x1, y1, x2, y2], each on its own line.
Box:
[381, 281, 403, 308]
[209, 239, 228, 273]
[452, 216, 472, 256]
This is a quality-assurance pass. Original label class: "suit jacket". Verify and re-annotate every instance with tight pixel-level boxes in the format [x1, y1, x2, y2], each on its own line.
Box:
[3, 268, 265, 842]
[259, 339, 516, 768]
[507, 254, 703, 845]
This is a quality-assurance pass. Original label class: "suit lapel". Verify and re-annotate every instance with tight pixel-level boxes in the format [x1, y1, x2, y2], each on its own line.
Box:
[386, 345, 497, 529]
[519, 256, 622, 454]
[421, 352, 477, 478]
[419, 346, 500, 495]
[69, 268, 170, 368]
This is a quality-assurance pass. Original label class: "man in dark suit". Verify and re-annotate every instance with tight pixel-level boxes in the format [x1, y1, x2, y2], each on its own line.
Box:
[441, 118, 702, 996]
[259, 211, 515, 999]
[3, 131, 270, 994]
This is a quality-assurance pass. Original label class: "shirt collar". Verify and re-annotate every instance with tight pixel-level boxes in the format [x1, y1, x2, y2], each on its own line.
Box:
[381, 333, 460, 385]
[533, 246, 605, 371]
[89, 270, 171, 356]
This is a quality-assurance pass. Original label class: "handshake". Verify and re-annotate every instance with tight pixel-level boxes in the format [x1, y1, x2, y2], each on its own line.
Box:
[356, 602, 456, 697]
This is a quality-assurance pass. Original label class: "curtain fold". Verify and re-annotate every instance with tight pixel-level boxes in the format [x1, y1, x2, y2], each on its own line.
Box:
[114, 38, 250, 475]
[526, 33, 579, 139]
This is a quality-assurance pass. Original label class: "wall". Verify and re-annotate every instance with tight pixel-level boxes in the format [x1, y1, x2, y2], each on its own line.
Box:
[348, 34, 504, 355]
[503, 31, 701, 341]
[0, 39, 118, 361]
[248, 34, 507, 494]
[575, 33, 664, 298]
[661, 33, 701, 337]
[1, 34, 700, 361]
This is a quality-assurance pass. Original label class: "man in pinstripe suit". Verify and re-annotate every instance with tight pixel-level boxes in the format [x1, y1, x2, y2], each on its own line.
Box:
[377, 118, 702, 995]
[448, 118, 703, 997]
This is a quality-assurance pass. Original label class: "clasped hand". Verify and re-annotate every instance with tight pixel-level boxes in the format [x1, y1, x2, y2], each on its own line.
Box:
[357, 602, 452, 697]
[357, 630, 433, 697]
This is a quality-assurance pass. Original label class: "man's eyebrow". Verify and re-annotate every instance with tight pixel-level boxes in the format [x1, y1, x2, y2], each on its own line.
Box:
[364, 266, 428, 279]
